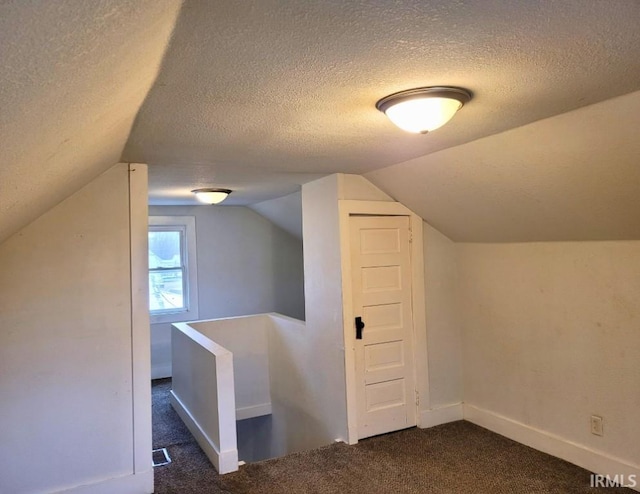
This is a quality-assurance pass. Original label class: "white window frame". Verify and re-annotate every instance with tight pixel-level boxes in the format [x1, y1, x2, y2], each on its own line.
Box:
[148, 216, 199, 324]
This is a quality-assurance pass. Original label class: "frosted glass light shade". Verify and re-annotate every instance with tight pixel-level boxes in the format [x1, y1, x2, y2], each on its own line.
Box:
[192, 188, 232, 204]
[376, 87, 472, 134]
[385, 97, 462, 133]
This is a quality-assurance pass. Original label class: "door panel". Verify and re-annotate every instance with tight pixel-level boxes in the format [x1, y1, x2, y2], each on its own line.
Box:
[359, 228, 401, 254]
[362, 265, 402, 292]
[365, 380, 406, 412]
[351, 215, 416, 439]
[364, 341, 405, 383]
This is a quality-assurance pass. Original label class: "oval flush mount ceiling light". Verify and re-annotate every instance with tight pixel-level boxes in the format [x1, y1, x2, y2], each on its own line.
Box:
[376, 86, 472, 134]
[191, 188, 232, 205]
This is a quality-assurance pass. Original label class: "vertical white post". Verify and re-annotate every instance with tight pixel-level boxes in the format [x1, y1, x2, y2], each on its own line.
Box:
[128, 163, 153, 491]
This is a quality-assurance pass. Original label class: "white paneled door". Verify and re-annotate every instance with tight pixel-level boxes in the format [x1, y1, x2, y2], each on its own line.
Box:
[350, 215, 416, 439]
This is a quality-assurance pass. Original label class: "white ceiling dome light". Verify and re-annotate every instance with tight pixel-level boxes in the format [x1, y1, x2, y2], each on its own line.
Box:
[191, 188, 232, 204]
[376, 86, 472, 134]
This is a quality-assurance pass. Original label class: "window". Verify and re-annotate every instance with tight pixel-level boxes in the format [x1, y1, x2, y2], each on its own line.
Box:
[148, 216, 198, 324]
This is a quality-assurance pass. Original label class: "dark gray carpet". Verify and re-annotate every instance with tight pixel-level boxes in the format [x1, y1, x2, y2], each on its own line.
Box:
[152, 379, 226, 493]
[152, 379, 632, 493]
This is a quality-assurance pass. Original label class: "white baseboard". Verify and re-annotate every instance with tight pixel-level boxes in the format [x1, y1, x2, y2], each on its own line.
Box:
[419, 403, 463, 428]
[58, 471, 153, 494]
[236, 402, 272, 421]
[463, 404, 640, 492]
[170, 390, 238, 474]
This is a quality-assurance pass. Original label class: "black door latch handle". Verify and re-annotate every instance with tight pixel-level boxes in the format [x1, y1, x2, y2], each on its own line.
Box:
[355, 316, 365, 339]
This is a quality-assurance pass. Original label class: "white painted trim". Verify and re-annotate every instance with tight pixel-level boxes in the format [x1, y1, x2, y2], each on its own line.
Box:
[236, 402, 272, 421]
[267, 311, 306, 326]
[172, 321, 232, 356]
[128, 163, 153, 490]
[464, 404, 640, 492]
[56, 471, 153, 494]
[189, 312, 268, 324]
[409, 215, 429, 417]
[419, 404, 463, 428]
[338, 202, 358, 445]
[170, 390, 239, 474]
[339, 200, 428, 445]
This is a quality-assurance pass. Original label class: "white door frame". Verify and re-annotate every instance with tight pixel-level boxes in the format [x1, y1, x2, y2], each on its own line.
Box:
[339, 200, 429, 445]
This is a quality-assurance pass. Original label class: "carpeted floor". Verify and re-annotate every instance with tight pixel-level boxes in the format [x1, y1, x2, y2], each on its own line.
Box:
[152, 379, 632, 493]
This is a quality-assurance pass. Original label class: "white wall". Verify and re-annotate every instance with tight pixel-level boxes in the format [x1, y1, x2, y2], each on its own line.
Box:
[302, 173, 455, 441]
[149, 205, 305, 378]
[457, 241, 640, 477]
[0, 164, 152, 494]
[193, 316, 272, 420]
[249, 191, 303, 240]
[423, 223, 463, 409]
[301, 175, 349, 443]
[339, 173, 394, 201]
[266, 313, 332, 456]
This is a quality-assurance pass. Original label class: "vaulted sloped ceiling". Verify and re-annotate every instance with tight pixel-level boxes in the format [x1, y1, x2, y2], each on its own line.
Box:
[0, 0, 182, 244]
[366, 91, 640, 242]
[249, 192, 303, 240]
[123, 0, 640, 241]
[2, 1, 640, 244]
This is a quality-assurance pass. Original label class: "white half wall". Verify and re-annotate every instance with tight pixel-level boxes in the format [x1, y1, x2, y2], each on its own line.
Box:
[149, 205, 305, 378]
[171, 322, 238, 474]
[0, 164, 152, 494]
[457, 241, 640, 480]
[191, 315, 272, 420]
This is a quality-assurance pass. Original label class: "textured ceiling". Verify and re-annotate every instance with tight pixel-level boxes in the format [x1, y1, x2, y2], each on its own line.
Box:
[0, 0, 182, 244]
[2, 1, 640, 243]
[123, 0, 640, 225]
